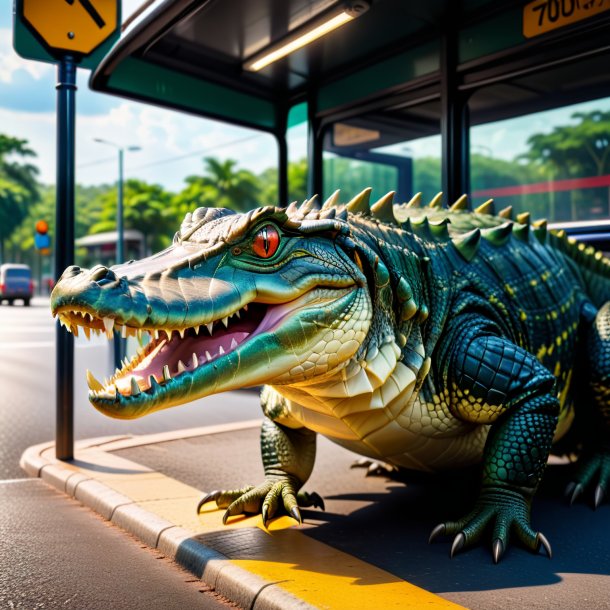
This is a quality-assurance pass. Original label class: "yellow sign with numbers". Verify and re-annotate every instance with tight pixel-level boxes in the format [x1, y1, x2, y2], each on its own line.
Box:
[23, 0, 118, 56]
[524, 0, 610, 39]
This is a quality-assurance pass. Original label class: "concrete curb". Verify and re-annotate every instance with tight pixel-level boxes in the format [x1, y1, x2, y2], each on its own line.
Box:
[20, 437, 316, 610]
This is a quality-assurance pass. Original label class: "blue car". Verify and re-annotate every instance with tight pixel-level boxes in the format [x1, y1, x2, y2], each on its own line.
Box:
[0, 264, 33, 306]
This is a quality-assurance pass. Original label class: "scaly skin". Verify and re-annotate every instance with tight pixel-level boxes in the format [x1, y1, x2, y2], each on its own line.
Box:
[51, 190, 610, 563]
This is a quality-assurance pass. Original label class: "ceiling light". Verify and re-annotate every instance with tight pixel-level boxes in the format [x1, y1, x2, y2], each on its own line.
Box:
[244, 1, 370, 72]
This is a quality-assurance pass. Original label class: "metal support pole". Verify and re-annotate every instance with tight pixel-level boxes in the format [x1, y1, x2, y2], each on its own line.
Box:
[55, 55, 76, 461]
[278, 134, 288, 205]
[440, 23, 469, 204]
[307, 98, 323, 198]
[117, 148, 124, 264]
[113, 148, 125, 369]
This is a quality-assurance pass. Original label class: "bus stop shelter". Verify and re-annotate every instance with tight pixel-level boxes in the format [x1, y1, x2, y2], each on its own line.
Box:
[89, 0, 610, 217]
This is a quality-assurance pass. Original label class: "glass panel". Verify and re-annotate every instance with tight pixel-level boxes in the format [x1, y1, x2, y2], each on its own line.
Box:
[470, 97, 610, 222]
[322, 100, 441, 204]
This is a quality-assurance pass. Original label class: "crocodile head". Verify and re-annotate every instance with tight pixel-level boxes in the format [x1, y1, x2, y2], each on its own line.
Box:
[51, 198, 377, 419]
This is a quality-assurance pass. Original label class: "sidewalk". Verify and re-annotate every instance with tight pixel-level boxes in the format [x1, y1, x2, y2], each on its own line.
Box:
[20, 422, 463, 610]
[20, 420, 610, 609]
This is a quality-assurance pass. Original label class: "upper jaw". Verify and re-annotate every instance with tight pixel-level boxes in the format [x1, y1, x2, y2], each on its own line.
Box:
[54, 285, 358, 418]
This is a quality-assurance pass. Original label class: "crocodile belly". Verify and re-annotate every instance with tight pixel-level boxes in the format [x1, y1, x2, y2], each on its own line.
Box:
[330, 423, 490, 472]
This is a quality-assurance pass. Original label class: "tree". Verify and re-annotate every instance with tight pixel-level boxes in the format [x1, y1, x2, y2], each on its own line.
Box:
[0, 135, 40, 262]
[178, 157, 261, 213]
[89, 179, 174, 255]
[522, 110, 610, 178]
[258, 159, 308, 205]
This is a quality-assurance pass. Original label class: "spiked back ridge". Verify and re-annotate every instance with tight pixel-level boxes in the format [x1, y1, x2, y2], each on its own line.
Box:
[176, 190, 610, 280]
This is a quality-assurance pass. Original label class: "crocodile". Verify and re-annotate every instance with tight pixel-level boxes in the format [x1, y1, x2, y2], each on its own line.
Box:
[50, 189, 610, 563]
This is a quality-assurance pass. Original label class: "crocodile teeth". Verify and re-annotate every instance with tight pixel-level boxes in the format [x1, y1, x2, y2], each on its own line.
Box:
[164, 329, 172, 341]
[163, 365, 171, 382]
[121, 325, 128, 339]
[243, 304, 248, 312]
[206, 322, 214, 336]
[86, 370, 104, 392]
[222, 317, 229, 328]
[179, 328, 186, 339]
[234, 310, 240, 319]
[191, 353, 198, 368]
[205, 350, 212, 361]
[83, 327, 91, 340]
[177, 360, 186, 374]
[149, 375, 160, 391]
[218, 345, 225, 355]
[130, 377, 141, 396]
[230, 338, 238, 350]
[194, 325, 200, 335]
[153, 329, 159, 340]
[103, 317, 114, 337]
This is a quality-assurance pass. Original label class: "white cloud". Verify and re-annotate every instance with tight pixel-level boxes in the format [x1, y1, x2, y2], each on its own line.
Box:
[0, 28, 53, 84]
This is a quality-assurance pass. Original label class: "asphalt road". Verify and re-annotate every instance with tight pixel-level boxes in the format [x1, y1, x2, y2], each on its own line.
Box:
[0, 297, 261, 479]
[0, 479, 237, 610]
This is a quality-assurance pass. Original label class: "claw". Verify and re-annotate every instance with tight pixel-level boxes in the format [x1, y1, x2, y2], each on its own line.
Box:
[536, 532, 552, 559]
[290, 506, 302, 525]
[492, 539, 504, 564]
[197, 490, 220, 513]
[450, 532, 465, 558]
[262, 504, 270, 529]
[594, 484, 605, 509]
[222, 509, 231, 525]
[569, 483, 584, 505]
[428, 523, 445, 544]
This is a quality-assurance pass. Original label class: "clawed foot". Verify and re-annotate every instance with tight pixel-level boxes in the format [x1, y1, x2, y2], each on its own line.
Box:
[428, 487, 552, 563]
[565, 450, 610, 509]
[350, 458, 398, 478]
[197, 478, 324, 527]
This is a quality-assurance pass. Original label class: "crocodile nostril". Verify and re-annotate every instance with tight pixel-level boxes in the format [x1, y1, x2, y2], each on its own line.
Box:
[90, 265, 118, 284]
[58, 265, 82, 281]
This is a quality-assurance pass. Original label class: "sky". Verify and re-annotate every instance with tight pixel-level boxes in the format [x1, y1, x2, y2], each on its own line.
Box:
[0, 1, 279, 192]
[2, 1, 609, 194]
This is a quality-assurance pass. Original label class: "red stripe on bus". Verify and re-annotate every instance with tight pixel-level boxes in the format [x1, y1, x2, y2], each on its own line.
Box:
[472, 174, 610, 198]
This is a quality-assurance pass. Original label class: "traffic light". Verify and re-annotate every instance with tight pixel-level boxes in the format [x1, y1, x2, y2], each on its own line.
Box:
[34, 219, 50, 254]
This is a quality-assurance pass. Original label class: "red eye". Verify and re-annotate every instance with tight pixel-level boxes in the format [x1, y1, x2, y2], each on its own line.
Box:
[252, 225, 280, 258]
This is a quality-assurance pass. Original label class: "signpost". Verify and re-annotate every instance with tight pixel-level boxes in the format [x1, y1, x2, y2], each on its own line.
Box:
[14, 0, 120, 461]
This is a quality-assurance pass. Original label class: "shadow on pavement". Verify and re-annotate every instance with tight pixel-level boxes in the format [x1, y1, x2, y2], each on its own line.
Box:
[301, 463, 610, 593]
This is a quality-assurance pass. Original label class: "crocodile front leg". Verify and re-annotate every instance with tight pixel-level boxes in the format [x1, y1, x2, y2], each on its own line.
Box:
[198, 416, 322, 526]
[430, 322, 558, 563]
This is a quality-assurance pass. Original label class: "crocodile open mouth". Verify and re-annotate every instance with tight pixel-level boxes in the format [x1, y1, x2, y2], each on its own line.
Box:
[54, 287, 353, 404]
[55, 302, 268, 400]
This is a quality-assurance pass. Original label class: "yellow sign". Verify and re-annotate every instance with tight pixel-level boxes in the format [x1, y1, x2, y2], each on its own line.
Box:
[524, 0, 610, 38]
[23, 0, 118, 56]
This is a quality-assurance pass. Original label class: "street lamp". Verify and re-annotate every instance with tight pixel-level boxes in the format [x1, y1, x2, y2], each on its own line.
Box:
[93, 138, 141, 264]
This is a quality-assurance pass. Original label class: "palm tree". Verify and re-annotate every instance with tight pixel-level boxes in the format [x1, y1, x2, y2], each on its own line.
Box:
[196, 157, 261, 212]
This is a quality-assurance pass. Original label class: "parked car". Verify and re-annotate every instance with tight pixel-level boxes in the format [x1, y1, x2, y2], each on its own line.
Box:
[0, 264, 34, 306]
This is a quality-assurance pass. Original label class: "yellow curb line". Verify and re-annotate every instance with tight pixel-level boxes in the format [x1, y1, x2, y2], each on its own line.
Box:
[21, 424, 465, 610]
